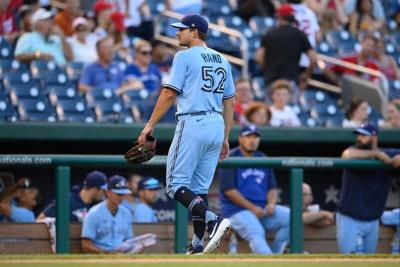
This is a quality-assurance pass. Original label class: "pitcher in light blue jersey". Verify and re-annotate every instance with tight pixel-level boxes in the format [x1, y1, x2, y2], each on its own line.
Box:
[137, 14, 235, 254]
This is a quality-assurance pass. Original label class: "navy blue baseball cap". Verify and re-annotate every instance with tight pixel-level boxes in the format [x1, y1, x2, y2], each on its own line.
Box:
[171, 14, 208, 34]
[108, 175, 131, 195]
[138, 177, 162, 191]
[84, 171, 107, 189]
[353, 122, 379, 136]
[240, 124, 261, 137]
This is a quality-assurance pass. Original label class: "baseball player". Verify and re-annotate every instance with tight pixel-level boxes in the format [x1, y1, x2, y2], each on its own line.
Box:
[131, 177, 162, 223]
[219, 124, 290, 254]
[338, 123, 400, 253]
[81, 175, 134, 253]
[137, 14, 235, 254]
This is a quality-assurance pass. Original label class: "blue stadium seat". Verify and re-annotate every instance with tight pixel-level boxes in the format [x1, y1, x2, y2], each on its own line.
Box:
[8, 82, 45, 106]
[147, 0, 166, 15]
[207, 30, 241, 57]
[388, 79, 400, 99]
[66, 61, 84, 82]
[249, 16, 275, 37]
[0, 91, 17, 121]
[47, 84, 82, 105]
[3, 72, 33, 89]
[218, 15, 249, 32]
[326, 30, 358, 54]
[0, 59, 29, 79]
[56, 99, 95, 123]
[120, 89, 150, 103]
[30, 60, 63, 78]
[17, 99, 56, 122]
[383, 0, 400, 18]
[367, 106, 383, 126]
[203, 0, 233, 18]
[40, 71, 69, 87]
[316, 41, 337, 56]
[85, 87, 120, 107]
[0, 37, 12, 59]
[94, 99, 134, 123]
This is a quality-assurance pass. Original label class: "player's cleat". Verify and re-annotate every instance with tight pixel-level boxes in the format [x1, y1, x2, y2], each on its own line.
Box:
[185, 243, 204, 254]
[203, 217, 231, 254]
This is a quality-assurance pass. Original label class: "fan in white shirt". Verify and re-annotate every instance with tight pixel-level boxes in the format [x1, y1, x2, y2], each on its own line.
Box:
[67, 17, 97, 64]
[269, 79, 301, 127]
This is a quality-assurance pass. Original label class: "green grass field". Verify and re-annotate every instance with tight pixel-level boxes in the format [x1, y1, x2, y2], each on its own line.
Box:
[1, 254, 400, 267]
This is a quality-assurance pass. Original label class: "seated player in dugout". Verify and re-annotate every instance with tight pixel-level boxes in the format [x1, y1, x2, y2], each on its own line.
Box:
[37, 171, 107, 222]
[0, 177, 40, 222]
[302, 182, 334, 227]
[131, 177, 163, 223]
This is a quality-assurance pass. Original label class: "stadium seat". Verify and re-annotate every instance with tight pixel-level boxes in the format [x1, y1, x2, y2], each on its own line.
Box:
[94, 99, 135, 123]
[249, 16, 275, 37]
[0, 91, 17, 121]
[218, 15, 249, 32]
[40, 71, 69, 87]
[207, 30, 241, 57]
[66, 61, 84, 82]
[0, 37, 12, 59]
[120, 89, 150, 103]
[203, 0, 233, 18]
[17, 99, 56, 122]
[8, 82, 45, 106]
[0, 59, 29, 79]
[325, 30, 358, 54]
[56, 99, 95, 123]
[85, 87, 120, 107]
[30, 60, 63, 78]
[3, 71, 33, 89]
[388, 79, 400, 99]
[47, 84, 83, 105]
[316, 41, 337, 57]
[147, 0, 166, 15]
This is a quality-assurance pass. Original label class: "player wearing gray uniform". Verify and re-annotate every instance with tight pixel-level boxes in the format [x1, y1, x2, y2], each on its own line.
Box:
[138, 14, 235, 254]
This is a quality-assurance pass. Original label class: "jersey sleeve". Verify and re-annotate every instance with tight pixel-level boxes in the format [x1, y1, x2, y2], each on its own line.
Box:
[223, 63, 236, 99]
[163, 52, 186, 93]
[81, 211, 97, 240]
[14, 33, 32, 56]
[218, 169, 236, 192]
[10, 205, 35, 222]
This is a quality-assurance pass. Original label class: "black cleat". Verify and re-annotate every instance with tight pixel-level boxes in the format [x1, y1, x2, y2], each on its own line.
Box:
[185, 243, 204, 255]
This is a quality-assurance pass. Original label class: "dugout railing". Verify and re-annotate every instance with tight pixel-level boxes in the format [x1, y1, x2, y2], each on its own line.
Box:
[0, 155, 398, 254]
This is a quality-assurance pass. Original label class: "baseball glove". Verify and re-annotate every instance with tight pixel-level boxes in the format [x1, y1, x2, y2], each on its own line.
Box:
[124, 135, 156, 164]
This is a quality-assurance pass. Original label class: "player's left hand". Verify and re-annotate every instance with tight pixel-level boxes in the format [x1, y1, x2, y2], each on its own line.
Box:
[265, 203, 275, 216]
[219, 139, 230, 161]
[392, 155, 400, 168]
[138, 124, 153, 145]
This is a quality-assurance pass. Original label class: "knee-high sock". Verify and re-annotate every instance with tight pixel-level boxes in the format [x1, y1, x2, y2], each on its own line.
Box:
[192, 194, 209, 246]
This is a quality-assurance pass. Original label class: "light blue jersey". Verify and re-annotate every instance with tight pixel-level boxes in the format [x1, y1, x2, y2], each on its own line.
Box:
[82, 201, 133, 251]
[132, 202, 158, 223]
[164, 45, 235, 114]
[9, 204, 35, 222]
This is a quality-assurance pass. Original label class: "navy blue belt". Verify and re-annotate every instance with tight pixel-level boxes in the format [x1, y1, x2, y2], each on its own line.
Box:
[175, 110, 221, 121]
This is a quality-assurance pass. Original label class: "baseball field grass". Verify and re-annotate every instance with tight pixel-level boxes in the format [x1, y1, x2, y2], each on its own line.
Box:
[1, 254, 400, 267]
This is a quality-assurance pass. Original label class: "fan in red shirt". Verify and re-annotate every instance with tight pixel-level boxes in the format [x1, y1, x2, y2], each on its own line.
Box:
[324, 33, 380, 84]
[0, 0, 22, 35]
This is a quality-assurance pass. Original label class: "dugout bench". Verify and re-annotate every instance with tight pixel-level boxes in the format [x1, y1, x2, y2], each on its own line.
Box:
[0, 222, 395, 254]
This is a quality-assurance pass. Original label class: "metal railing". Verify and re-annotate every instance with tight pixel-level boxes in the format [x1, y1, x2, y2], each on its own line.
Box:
[154, 10, 249, 80]
[0, 155, 397, 254]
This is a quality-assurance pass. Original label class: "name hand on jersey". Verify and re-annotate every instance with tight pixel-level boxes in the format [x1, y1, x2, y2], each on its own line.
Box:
[201, 53, 222, 63]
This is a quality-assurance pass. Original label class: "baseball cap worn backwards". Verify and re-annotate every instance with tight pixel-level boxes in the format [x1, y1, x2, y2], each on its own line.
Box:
[353, 123, 379, 136]
[84, 171, 107, 189]
[108, 175, 131, 195]
[31, 8, 53, 25]
[240, 124, 261, 137]
[171, 14, 208, 34]
[138, 177, 162, 191]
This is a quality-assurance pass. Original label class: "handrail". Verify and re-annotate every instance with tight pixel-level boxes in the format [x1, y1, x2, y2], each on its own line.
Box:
[317, 53, 389, 95]
[154, 10, 249, 79]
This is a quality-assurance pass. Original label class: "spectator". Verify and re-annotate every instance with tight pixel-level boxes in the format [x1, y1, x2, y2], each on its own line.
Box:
[151, 40, 175, 74]
[374, 38, 400, 81]
[305, 0, 348, 25]
[219, 124, 290, 254]
[0, 0, 22, 43]
[302, 182, 334, 227]
[18, 5, 34, 34]
[0, 178, 39, 222]
[54, 0, 81, 37]
[107, 11, 131, 62]
[125, 40, 162, 97]
[348, 0, 385, 36]
[255, 4, 317, 102]
[244, 102, 271, 126]
[14, 8, 73, 66]
[344, 0, 385, 21]
[319, 9, 343, 37]
[37, 171, 107, 222]
[131, 177, 162, 223]
[89, 0, 113, 43]
[338, 122, 400, 253]
[78, 37, 133, 93]
[67, 17, 97, 63]
[323, 33, 379, 85]
[234, 79, 255, 125]
[269, 79, 301, 127]
[382, 101, 400, 128]
[81, 175, 137, 254]
[236, 0, 275, 21]
[342, 98, 369, 128]
[289, 0, 322, 72]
